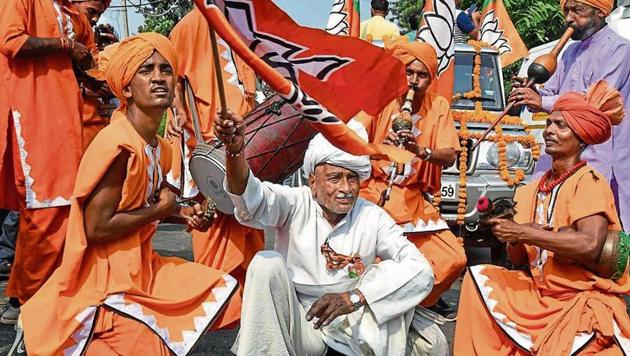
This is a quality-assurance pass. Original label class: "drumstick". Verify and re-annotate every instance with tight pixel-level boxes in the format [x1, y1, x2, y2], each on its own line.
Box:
[208, 27, 228, 119]
[175, 106, 186, 199]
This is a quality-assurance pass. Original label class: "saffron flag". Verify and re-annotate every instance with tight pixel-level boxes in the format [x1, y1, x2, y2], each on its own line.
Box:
[416, 0, 456, 101]
[479, 0, 529, 67]
[194, 0, 413, 161]
[326, 0, 361, 37]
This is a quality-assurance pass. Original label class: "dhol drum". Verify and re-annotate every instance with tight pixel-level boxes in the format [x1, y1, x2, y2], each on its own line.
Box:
[559, 227, 629, 280]
[190, 95, 317, 214]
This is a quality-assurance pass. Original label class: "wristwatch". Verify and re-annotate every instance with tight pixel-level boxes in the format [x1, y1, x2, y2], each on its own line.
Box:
[348, 289, 363, 311]
[421, 147, 432, 161]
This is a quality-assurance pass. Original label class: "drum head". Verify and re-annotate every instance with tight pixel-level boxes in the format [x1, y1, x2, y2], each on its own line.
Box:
[189, 146, 235, 215]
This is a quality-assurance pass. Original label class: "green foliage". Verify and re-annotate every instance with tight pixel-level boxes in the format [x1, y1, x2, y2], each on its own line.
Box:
[503, 0, 565, 49]
[391, 0, 425, 33]
[137, 0, 193, 36]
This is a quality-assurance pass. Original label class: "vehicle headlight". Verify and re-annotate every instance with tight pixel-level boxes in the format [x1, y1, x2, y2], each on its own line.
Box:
[486, 142, 523, 168]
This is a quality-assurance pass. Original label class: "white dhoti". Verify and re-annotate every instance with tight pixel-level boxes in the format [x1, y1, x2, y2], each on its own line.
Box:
[233, 251, 447, 356]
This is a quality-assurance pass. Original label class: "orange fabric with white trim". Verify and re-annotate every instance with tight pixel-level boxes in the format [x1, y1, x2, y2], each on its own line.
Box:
[454, 165, 630, 355]
[20, 113, 240, 355]
[0, 0, 95, 208]
[358, 93, 465, 306]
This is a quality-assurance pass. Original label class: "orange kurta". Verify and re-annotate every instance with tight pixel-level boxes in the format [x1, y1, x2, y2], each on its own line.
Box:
[21, 113, 241, 356]
[357, 93, 466, 306]
[455, 165, 630, 355]
[0, 0, 96, 303]
[0, 0, 94, 208]
[166, 7, 263, 286]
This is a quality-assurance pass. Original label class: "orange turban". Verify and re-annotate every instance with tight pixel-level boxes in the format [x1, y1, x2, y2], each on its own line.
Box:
[560, 0, 614, 15]
[105, 32, 178, 112]
[385, 37, 438, 82]
[551, 81, 624, 145]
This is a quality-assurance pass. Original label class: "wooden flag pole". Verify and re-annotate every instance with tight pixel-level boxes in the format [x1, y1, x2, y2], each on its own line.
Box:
[209, 27, 228, 118]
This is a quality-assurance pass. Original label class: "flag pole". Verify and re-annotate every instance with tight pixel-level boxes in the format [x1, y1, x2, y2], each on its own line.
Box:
[209, 27, 228, 118]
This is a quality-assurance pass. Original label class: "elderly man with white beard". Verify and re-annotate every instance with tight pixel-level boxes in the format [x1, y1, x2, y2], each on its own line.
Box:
[215, 111, 445, 356]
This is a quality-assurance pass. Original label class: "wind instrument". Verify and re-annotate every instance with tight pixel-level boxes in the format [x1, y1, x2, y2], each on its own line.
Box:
[378, 88, 416, 207]
[470, 27, 575, 151]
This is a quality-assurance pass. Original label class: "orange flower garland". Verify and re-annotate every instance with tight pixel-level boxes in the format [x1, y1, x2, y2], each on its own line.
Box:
[450, 40, 539, 224]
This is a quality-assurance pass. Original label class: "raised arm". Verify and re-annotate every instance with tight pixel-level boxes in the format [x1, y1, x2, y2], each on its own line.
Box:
[83, 151, 180, 243]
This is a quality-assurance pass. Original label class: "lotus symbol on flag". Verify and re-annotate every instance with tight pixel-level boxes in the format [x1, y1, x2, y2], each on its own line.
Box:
[480, 10, 512, 56]
[417, 0, 455, 76]
[326, 0, 350, 35]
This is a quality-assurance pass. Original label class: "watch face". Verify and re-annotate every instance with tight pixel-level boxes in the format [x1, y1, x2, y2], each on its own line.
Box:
[350, 293, 361, 304]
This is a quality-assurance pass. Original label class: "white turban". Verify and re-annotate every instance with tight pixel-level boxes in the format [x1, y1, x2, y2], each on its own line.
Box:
[303, 120, 372, 181]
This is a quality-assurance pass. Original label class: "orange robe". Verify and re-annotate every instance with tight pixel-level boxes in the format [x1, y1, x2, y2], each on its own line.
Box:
[166, 7, 263, 286]
[357, 92, 466, 306]
[454, 165, 630, 355]
[0, 0, 95, 303]
[21, 113, 241, 355]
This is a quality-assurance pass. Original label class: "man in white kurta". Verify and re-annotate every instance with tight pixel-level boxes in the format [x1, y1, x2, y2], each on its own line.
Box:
[216, 114, 444, 356]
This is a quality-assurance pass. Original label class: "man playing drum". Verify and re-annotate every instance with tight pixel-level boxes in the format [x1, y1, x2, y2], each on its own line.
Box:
[166, 6, 264, 294]
[454, 81, 630, 355]
[16, 33, 241, 355]
[356, 37, 466, 320]
[217, 111, 447, 355]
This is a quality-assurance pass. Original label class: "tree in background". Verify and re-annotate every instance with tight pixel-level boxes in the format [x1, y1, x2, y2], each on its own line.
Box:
[390, 0, 424, 32]
[137, 0, 192, 36]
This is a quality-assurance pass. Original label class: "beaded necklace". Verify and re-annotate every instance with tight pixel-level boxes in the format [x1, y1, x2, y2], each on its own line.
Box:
[537, 160, 587, 193]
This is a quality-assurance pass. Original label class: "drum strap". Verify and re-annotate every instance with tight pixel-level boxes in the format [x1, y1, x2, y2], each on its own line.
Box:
[183, 77, 205, 144]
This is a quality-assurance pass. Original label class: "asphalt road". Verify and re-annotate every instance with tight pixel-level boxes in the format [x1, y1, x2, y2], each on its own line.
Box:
[0, 224, 490, 355]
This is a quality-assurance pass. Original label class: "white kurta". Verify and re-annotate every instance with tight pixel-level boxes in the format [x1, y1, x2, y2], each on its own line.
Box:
[226, 172, 436, 355]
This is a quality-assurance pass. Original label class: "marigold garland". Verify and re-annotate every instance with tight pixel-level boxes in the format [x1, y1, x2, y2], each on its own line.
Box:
[450, 40, 540, 224]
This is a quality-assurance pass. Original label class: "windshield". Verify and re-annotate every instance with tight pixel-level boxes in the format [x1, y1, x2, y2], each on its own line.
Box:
[452, 52, 504, 111]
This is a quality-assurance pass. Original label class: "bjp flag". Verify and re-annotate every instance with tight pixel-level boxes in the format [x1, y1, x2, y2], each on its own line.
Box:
[326, 0, 361, 37]
[416, 0, 456, 101]
[479, 0, 529, 67]
[194, 0, 414, 162]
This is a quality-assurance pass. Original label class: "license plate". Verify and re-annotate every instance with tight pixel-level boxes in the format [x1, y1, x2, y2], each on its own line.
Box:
[440, 182, 458, 201]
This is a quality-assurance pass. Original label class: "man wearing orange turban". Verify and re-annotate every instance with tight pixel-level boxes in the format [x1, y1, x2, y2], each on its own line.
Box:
[455, 81, 629, 355]
[511, 0, 630, 230]
[0, 0, 97, 330]
[17, 33, 241, 355]
[357, 37, 466, 319]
